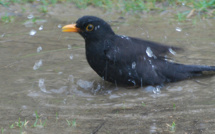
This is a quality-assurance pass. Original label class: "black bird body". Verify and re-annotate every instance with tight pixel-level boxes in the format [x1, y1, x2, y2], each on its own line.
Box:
[62, 16, 215, 86]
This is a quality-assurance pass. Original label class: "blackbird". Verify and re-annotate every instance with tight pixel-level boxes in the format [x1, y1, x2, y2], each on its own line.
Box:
[62, 16, 215, 86]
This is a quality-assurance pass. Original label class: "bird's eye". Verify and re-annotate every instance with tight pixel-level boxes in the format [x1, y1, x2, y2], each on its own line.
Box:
[86, 24, 94, 31]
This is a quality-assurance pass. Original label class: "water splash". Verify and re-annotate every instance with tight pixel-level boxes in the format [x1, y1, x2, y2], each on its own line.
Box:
[63, 99, 67, 104]
[77, 79, 94, 90]
[95, 25, 100, 30]
[128, 72, 131, 76]
[146, 47, 156, 58]
[37, 46, 42, 53]
[175, 27, 182, 32]
[68, 75, 74, 83]
[50, 86, 67, 94]
[27, 14, 34, 19]
[1, 33, 5, 37]
[132, 62, 136, 69]
[119, 69, 122, 75]
[109, 94, 121, 99]
[58, 24, 62, 28]
[29, 30, 37, 36]
[169, 48, 176, 55]
[120, 35, 130, 40]
[150, 123, 157, 133]
[128, 79, 136, 86]
[91, 83, 101, 94]
[33, 59, 42, 70]
[58, 72, 63, 75]
[68, 44, 72, 49]
[153, 86, 161, 94]
[39, 25, 43, 30]
[38, 79, 50, 93]
[69, 54, 73, 60]
[140, 78, 143, 87]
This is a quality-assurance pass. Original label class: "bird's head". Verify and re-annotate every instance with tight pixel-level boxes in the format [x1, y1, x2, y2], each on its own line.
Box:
[62, 16, 115, 41]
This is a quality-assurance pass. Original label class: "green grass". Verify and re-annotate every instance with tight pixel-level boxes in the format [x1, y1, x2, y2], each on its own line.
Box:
[1, 128, 4, 134]
[170, 121, 176, 132]
[167, 121, 176, 132]
[9, 118, 29, 134]
[0, 0, 214, 22]
[141, 102, 146, 107]
[32, 111, 47, 128]
[66, 119, 76, 127]
[173, 103, 176, 110]
[1, 14, 15, 23]
[8, 111, 46, 133]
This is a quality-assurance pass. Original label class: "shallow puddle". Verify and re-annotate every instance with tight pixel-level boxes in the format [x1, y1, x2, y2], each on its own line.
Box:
[0, 5, 215, 134]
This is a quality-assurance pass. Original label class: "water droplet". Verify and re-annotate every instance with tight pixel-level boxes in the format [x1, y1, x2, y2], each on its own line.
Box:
[120, 35, 130, 40]
[150, 123, 157, 133]
[39, 79, 45, 92]
[58, 24, 62, 28]
[39, 25, 43, 30]
[175, 27, 182, 32]
[77, 79, 94, 90]
[119, 69, 122, 75]
[128, 79, 136, 86]
[68, 75, 74, 83]
[63, 99, 67, 104]
[106, 90, 113, 95]
[51, 86, 68, 94]
[37, 46, 42, 53]
[29, 30, 37, 36]
[38, 79, 50, 93]
[68, 44, 72, 49]
[58, 72, 63, 75]
[1, 33, 5, 37]
[27, 14, 34, 19]
[22, 105, 27, 109]
[146, 47, 156, 58]
[140, 78, 143, 87]
[132, 80, 136, 86]
[95, 25, 100, 31]
[169, 48, 176, 55]
[128, 72, 131, 76]
[132, 62, 136, 69]
[153, 86, 161, 94]
[92, 84, 101, 94]
[70, 54, 73, 60]
[33, 59, 42, 70]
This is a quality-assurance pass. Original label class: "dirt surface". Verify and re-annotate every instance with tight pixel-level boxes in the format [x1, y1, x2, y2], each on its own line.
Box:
[1, 3, 215, 134]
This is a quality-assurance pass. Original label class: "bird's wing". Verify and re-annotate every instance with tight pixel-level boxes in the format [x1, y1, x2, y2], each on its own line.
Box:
[129, 37, 182, 55]
[104, 35, 181, 63]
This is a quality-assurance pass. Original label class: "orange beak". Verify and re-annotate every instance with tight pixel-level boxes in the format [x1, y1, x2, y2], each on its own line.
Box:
[62, 24, 80, 32]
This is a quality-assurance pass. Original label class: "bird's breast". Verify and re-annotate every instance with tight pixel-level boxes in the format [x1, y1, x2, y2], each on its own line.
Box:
[85, 43, 107, 76]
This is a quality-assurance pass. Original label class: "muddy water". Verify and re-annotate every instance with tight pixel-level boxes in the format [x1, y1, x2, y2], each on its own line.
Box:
[1, 5, 215, 134]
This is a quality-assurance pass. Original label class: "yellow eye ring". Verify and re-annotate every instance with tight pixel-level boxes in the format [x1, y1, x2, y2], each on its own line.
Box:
[86, 24, 94, 31]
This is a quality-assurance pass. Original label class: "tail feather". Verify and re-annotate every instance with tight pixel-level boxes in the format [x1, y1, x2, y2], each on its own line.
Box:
[164, 63, 215, 82]
[183, 65, 215, 74]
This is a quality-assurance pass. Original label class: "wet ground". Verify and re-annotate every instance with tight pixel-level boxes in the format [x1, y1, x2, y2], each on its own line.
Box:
[1, 4, 215, 134]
